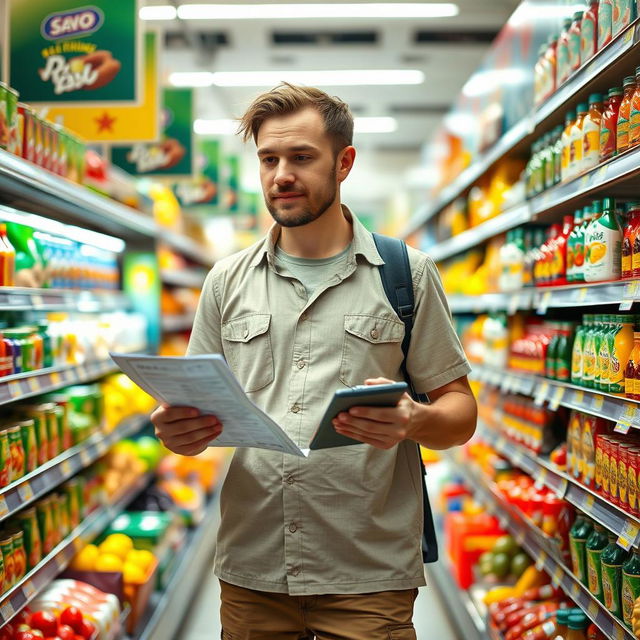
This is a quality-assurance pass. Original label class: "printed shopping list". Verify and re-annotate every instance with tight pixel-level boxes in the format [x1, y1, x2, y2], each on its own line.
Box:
[110, 353, 308, 458]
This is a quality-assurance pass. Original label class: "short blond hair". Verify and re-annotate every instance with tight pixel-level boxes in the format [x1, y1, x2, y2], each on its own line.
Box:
[237, 82, 353, 154]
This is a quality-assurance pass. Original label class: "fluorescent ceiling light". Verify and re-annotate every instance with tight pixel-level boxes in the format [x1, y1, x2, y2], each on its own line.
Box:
[139, 5, 177, 20]
[170, 70, 424, 87]
[176, 3, 458, 19]
[194, 118, 237, 135]
[354, 117, 397, 133]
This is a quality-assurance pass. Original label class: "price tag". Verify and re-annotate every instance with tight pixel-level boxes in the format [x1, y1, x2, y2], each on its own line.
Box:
[617, 521, 640, 550]
[583, 493, 596, 511]
[60, 460, 72, 477]
[500, 376, 512, 393]
[577, 287, 589, 303]
[619, 299, 634, 311]
[592, 394, 605, 412]
[512, 449, 525, 468]
[27, 377, 40, 394]
[508, 294, 520, 316]
[535, 467, 549, 490]
[571, 581, 581, 598]
[624, 25, 635, 43]
[96, 440, 108, 456]
[0, 495, 9, 519]
[79, 449, 91, 467]
[0, 601, 14, 621]
[574, 390, 585, 405]
[549, 386, 565, 411]
[552, 565, 564, 586]
[496, 435, 507, 451]
[537, 291, 552, 314]
[535, 551, 548, 570]
[8, 381, 21, 399]
[624, 281, 640, 299]
[555, 478, 569, 499]
[534, 381, 550, 407]
[17, 483, 33, 502]
[613, 626, 626, 640]
[587, 600, 600, 618]
[620, 403, 639, 425]
[50, 372, 61, 385]
[615, 422, 632, 434]
[22, 580, 36, 600]
[55, 553, 66, 571]
[580, 174, 590, 189]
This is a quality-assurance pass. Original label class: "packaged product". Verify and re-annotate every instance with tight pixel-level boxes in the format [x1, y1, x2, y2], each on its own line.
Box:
[568, 12, 584, 72]
[582, 93, 603, 171]
[581, 1, 600, 62]
[556, 18, 572, 87]
[630, 67, 640, 148]
[617, 76, 636, 153]
[613, 0, 636, 35]
[584, 197, 622, 282]
[600, 87, 624, 160]
[598, 0, 614, 48]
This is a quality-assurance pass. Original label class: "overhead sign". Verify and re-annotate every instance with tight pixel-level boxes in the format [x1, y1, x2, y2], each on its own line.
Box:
[7, 0, 141, 105]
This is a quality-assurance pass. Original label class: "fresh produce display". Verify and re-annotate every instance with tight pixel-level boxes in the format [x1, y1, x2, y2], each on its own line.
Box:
[100, 374, 155, 433]
[478, 535, 533, 583]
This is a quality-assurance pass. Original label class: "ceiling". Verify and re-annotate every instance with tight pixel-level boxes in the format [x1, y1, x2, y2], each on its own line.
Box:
[141, 0, 522, 213]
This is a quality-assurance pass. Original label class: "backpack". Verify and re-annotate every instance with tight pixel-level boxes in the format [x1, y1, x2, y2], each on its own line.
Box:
[372, 233, 439, 564]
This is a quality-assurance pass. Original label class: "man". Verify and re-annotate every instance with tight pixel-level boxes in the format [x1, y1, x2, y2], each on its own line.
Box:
[151, 83, 477, 639]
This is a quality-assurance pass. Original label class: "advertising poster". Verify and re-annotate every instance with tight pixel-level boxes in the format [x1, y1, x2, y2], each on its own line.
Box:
[7, 0, 141, 105]
[45, 31, 159, 143]
[173, 138, 220, 210]
[110, 88, 193, 177]
[224, 154, 240, 214]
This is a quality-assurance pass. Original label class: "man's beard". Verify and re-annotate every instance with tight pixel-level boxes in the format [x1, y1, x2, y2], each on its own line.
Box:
[266, 172, 337, 228]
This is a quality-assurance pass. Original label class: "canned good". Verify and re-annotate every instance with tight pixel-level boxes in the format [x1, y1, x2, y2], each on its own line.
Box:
[628, 448, 640, 517]
[18, 419, 37, 474]
[601, 436, 613, 498]
[42, 403, 60, 459]
[18, 507, 42, 571]
[34, 114, 44, 167]
[24, 405, 49, 467]
[22, 104, 36, 162]
[65, 479, 81, 530]
[609, 439, 621, 506]
[36, 498, 55, 556]
[56, 492, 70, 539]
[595, 433, 605, 493]
[7, 425, 25, 482]
[0, 532, 15, 590]
[49, 493, 60, 547]
[618, 443, 634, 509]
[0, 430, 10, 489]
[41, 120, 51, 171]
[11, 531, 26, 582]
[48, 123, 59, 175]
[0, 82, 17, 152]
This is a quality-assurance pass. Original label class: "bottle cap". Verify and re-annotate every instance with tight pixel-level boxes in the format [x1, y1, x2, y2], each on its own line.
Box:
[608, 87, 623, 96]
[567, 611, 589, 630]
[602, 197, 615, 211]
[588, 93, 603, 104]
[565, 109, 576, 122]
[624, 75, 637, 87]
[573, 11, 584, 19]
[576, 103, 588, 113]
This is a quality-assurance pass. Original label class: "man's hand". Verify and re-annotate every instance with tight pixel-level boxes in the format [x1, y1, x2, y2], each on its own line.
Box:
[150, 404, 223, 456]
[332, 377, 416, 450]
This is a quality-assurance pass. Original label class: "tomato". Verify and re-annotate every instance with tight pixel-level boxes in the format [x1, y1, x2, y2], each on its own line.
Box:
[31, 633, 44, 639]
[28, 612, 58, 638]
[0, 623, 16, 640]
[58, 609, 83, 634]
[16, 632, 38, 640]
[56, 627, 75, 640]
[76, 621, 95, 640]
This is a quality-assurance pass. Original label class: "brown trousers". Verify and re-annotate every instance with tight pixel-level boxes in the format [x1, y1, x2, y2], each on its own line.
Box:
[220, 580, 418, 640]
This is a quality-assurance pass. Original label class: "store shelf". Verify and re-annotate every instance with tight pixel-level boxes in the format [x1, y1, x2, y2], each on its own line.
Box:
[0, 472, 152, 626]
[428, 203, 531, 263]
[448, 280, 640, 314]
[0, 150, 158, 242]
[0, 359, 122, 407]
[160, 269, 207, 289]
[131, 487, 222, 640]
[477, 421, 640, 551]
[0, 414, 149, 526]
[448, 453, 634, 640]
[158, 232, 214, 268]
[471, 363, 640, 430]
[0, 286, 131, 312]
[161, 312, 196, 333]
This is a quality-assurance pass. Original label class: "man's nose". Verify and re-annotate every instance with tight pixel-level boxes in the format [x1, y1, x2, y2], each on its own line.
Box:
[274, 163, 295, 185]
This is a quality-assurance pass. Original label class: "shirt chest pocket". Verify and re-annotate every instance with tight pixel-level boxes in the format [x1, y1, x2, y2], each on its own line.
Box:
[340, 314, 405, 387]
[221, 314, 274, 393]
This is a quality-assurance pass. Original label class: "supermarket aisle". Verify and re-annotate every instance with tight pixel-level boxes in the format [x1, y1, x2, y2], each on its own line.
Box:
[177, 567, 460, 640]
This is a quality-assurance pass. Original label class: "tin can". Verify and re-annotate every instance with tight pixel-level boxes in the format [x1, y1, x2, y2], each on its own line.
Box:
[34, 114, 44, 167]
[0, 532, 15, 590]
[55, 492, 69, 539]
[17, 419, 37, 475]
[8, 425, 25, 483]
[36, 498, 55, 556]
[609, 438, 621, 506]
[601, 436, 612, 497]
[18, 507, 42, 571]
[14, 102, 27, 159]
[65, 480, 81, 530]
[48, 123, 59, 175]
[42, 403, 60, 459]
[628, 448, 640, 517]
[595, 433, 605, 493]
[0, 82, 10, 150]
[618, 443, 634, 509]
[11, 531, 26, 582]
[41, 120, 52, 171]
[24, 405, 49, 466]
[0, 430, 10, 489]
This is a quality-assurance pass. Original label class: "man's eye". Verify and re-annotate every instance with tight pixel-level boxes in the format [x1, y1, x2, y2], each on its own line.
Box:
[262, 157, 276, 165]
[295, 155, 311, 162]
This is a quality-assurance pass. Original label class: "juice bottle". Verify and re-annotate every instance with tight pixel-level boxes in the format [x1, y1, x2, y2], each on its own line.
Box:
[585, 197, 622, 282]
[570, 103, 588, 178]
[561, 110, 577, 182]
[622, 202, 640, 278]
[566, 612, 589, 640]
[544, 133, 557, 190]
[570, 516, 594, 584]
[602, 533, 630, 617]
[613, 0, 636, 36]
[625, 331, 640, 399]
[596, 315, 613, 391]
[552, 215, 574, 284]
[629, 67, 640, 148]
[568, 12, 584, 73]
[586, 523, 609, 601]
[544, 35, 559, 98]
[617, 75, 636, 154]
[556, 322, 574, 382]
[610, 315, 634, 394]
[578, 205, 595, 281]
[622, 548, 640, 629]
[0, 224, 15, 287]
[546, 324, 560, 379]
[599, 0, 614, 49]
[557, 18, 573, 88]
[600, 87, 624, 160]
[582, 315, 598, 388]
[567, 208, 583, 281]
[582, 93, 604, 172]
[553, 125, 564, 185]
[582, 0, 600, 62]
[555, 608, 572, 638]
[534, 44, 548, 105]
[523, 229, 534, 287]
[572, 321, 587, 384]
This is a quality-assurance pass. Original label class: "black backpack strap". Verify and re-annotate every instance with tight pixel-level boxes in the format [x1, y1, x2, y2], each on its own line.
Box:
[372, 233, 438, 564]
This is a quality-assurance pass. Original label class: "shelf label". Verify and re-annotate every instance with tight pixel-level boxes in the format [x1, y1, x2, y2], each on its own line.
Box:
[534, 381, 550, 407]
[549, 386, 565, 411]
[535, 551, 548, 570]
[624, 281, 640, 299]
[615, 422, 632, 434]
[50, 371, 61, 386]
[577, 287, 589, 303]
[500, 376, 512, 393]
[620, 299, 634, 311]
[60, 460, 72, 477]
[613, 627, 626, 640]
[587, 600, 600, 618]
[22, 580, 36, 600]
[583, 494, 596, 511]
[620, 403, 640, 426]
[27, 377, 40, 394]
[617, 521, 640, 551]
[555, 478, 569, 499]
[79, 449, 91, 466]
[96, 440, 108, 456]
[55, 553, 66, 572]
[552, 565, 563, 586]
[17, 483, 34, 502]
[535, 468, 549, 490]
[570, 581, 581, 598]
[574, 390, 585, 405]
[508, 294, 520, 316]
[0, 601, 14, 621]
[0, 496, 9, 519]
[511, 449, 525, 468]
[592, 394, 605, 412]
[8, 381, 21, 399]
[537, 291, 552, 314]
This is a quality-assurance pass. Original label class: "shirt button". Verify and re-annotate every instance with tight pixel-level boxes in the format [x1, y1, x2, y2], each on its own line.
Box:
[285, 475, 295, 485]
[297, 360, 306, 369]
[288, 522, 298, 533]
[291, 404, 301, 413]
[370, 328, 379, 340]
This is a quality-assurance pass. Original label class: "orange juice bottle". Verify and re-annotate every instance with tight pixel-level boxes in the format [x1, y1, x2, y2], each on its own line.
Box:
[625, 330, 640, 399]
[617, 75, 636, 153]
[610, 315, 635, 394]
[0, 224, 15, 287]
[582, 93, 604, 171]
[569, 103, 588, 178]
[561, 109, 577, 181]
[629, 66, 640, 148]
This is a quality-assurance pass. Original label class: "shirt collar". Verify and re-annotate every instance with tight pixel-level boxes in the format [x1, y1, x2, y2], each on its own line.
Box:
[249, 204, 384, 268]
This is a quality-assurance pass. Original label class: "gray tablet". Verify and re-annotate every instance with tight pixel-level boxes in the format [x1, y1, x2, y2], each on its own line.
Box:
[309, 382, 409, 450]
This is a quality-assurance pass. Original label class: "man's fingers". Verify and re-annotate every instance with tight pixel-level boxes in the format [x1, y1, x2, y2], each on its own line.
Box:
[173, 434, 217, 457]
[162, 425, 222, 448]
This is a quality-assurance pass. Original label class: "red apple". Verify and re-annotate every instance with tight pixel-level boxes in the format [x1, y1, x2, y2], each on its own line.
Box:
[58, 609, 83, 635]
[0, 623, 15, 640]
[77, 621, 95, 640]
[56, 627, 75, 640]
[31, 633, 44, 639]
[29, 612, 58, 637]
[16, 632, 38, 640]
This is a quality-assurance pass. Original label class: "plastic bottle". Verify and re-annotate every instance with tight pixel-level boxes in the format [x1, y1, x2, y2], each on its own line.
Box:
[543, 133, 556, 190]
[552, 125, 564, 185]
[598, 0, 614, 49]
[626, 330, 640, 399]
[578, 205, 595, 281]
[610, 315, 634, 394]
[523, 228, 535, 287]
[596, 315, 613, 391]
[600, 87, 624, 161]
[570, 103, 589, 178]
[622, 202, 639, 278]
[581, 0, 600, 63]
[556, 323, 574, 382]
[613, 0, 636, 36]
[617, 75, 636, 154]
[629, 67, 640, 148]
[567, 209, 583, 281]
[572, 321, 587, 384]
[554, 607, 572, 639]
[570, 516, 594, 584]
[544, 36, 559, 98]
[522, 620, 558, 640]
[561, 110, 577, 181]
[0, 223, 15, 287]
[585, 197, 622, 282]
[587, 523, 609, 601]
[556, 18, 572, 87]
[622, 548, 640, 628]
[568, 12, 584, 73]
[602, 533, 630, 617]
[582, 315, 597, 388]
[566, 612, 589, 640]
[552, 215, 574, 284]
[546, 325, 560, 379]
[534, 44, 548, 105]
[582, 94, 604, 172]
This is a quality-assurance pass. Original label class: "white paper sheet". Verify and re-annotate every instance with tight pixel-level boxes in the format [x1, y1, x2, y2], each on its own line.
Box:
[109, 353, 308, 458]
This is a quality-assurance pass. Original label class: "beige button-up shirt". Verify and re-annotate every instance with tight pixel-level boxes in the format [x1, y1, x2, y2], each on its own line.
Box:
[187, 207, 470, 595]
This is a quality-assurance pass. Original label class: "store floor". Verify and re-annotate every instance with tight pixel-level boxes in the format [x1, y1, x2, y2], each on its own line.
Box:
[177, 566, 461, 640]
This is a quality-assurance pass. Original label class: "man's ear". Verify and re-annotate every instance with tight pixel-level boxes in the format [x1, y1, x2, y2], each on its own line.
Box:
[336, 146, 356, 182]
